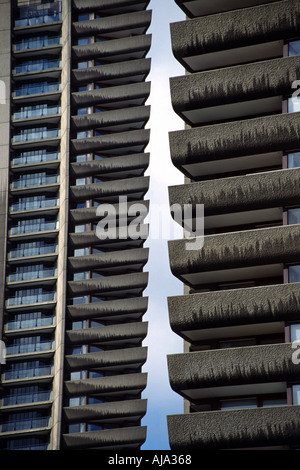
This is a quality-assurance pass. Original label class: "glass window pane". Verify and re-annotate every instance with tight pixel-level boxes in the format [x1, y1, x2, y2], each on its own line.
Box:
[288, 97, 300, 113]
[293, 385, 300, 404]
[288, 208, 300, 225]
[288, 152, 300, 168]
[289, 41, 300, 56]
[291, 324, 300, 342]
[220, 399, 257, 410]
[289, 265, 300, 283]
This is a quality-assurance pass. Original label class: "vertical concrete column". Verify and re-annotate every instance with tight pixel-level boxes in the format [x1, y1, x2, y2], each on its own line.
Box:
[50, 0, 72, 450]
[0, 0, 11, 338]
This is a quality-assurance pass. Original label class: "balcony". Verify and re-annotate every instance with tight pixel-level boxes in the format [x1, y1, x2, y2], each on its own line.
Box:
[65, 346, 147, 373]
[168, 282, 300, 343]
[168, 167, 300, 230]
[14, 35, 61, 53]
[63, 399, 147, 425]
[170, 0, 300, 72]
[62, 425, 146, 450]
[12, 128, 60, 145]
[167, 342, 299, 401]
[2, 390, 51, 408]
[13, 105, 61, 122]
[72, 0, 150, 14]
[10, 197, 59, 215]
[6, 290, 56, 308]
[169, 112, 300, 179]
[66, 321, 148, 348]
[170, 55, 300, 126]
[72, 10, 151, 38]
[14, 59, 61, 76]
[168, 224, 300, 286]
[6, 340, 54, 357]
[12, 151, 60, 167]
[67, 296, 148, 323]
[14, 2, 62, 29]
[71, 129, 150, 158]
[3, 363, 53, 381]
[72, 34, 151, 63]
[7, 266, 56, 284]
[68, 272, 148, 298]
[167, 405, 300, 450]
[8, 243, 57, 260]
[13, 82, 61, 99]
[64, 372, 147, 400]
[175, 0, 278, 17]
[5, 314, 55, 333]
[1, 416, 51, 433]
[72, 58, 151, 86]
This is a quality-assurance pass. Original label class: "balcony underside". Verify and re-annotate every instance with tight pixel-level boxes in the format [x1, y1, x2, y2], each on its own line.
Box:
[174, 0, 276, 17]
[70, 153, 149, 178]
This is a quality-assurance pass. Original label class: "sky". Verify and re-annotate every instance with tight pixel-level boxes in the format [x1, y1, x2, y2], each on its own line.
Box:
[139, 0, 186, 451]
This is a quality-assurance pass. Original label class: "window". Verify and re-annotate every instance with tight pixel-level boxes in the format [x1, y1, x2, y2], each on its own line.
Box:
[293, 385, 300, 404]
[288, 208, 300, 225]
[288, 265, 300, 283]
[288, 152, 300, 168]
[291, 324, 300, 342]
[288, 97, 300, 113]
[220, 398, 257, 410]
[289, 41, 300, 57]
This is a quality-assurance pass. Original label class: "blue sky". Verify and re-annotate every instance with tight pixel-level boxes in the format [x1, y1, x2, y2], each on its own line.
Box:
[140, 0, 186, 451]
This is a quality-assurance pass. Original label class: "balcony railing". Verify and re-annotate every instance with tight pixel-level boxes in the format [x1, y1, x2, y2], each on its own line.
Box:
[14, 59, 61, 75]
[2, 390, 51, 406]
[14, 82, 61, 98]
[7, 291, 56, 307]
[11, 174, 58, 189]
[1, 416, 50, 432]
[8, 243, 57, 259]
[8, 267, 56, 283]
[10, 219, 59, 236]
[5, 315, 55, 331]
[6, 340, 54, 356]
[12, 151, 59, 166]
[14, 35, 61, 52]
[12, 128, 60, 144]
[11, 197, 58, 212]
[14, 1, 62, 28]
[13, 105, 61, 121]
[3, 364, 53, 380]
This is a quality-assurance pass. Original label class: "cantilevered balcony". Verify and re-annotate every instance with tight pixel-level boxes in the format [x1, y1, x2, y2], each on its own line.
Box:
[72, 10, 151, 38]
[168, 282, 300, 343]
[70, 153, 149, 179]
[72, 0, 151, 15]
[175, 0, 276, 17]
[66, 322, 148, 348]
[62, 425, 146, 450]
[71, 82, 150, 109]
[72, 35, 151, 63]
[68, 272, 149, 298]
[64, 372, 147, 401]
[170, 55, 300, 126]
[71, 129, 150, 156]
[67, 296, 148, 323]
[68, 248, 149, 274]
[167, 405, 300, 450]
[70, 175, 149, 202]
[71, 106, 150, 133]
[171, 0, 300, 71]
[72, 58, 151, 86]
[65, 346, 147, 373]
[168, 167, 300, 230]
[63, 399, 147, 425]
[167, 342, 300, 401]
[169, 112, 300, 179]
[69, 225, 149, 250]
[168, 224, 300, 286]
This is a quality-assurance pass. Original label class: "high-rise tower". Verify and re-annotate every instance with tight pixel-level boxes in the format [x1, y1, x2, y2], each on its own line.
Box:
[0, 0, 151, 450]
[167, 0, 300, 450]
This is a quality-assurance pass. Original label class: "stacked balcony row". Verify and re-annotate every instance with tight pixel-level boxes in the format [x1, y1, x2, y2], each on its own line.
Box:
[60, 0, 151, 450]
[167, 0, 300, 450]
